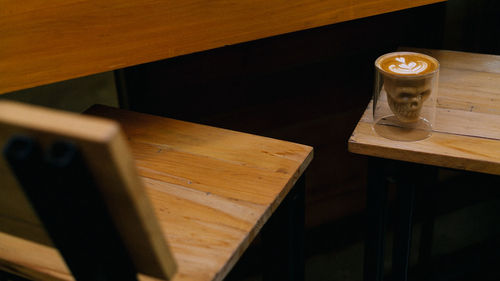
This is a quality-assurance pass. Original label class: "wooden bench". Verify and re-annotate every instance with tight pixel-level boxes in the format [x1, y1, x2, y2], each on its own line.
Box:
[0, 101, 313, 281]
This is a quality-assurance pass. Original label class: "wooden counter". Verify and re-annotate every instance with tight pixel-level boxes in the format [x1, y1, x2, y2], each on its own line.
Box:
[0, 0, 445, 94]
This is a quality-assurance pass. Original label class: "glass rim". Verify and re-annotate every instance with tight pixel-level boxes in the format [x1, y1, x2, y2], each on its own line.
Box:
[375, 51, 440, 78]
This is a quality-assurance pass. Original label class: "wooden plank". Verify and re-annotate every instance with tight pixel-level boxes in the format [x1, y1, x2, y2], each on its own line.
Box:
[350, 122, 500, 175]
[349, 49, 500, 175]
[85, 106, 314, 281]
[0, 0, 445, 94]
[0, 101, 177, 280]
[363, 101, 500, 140]
[0, 104, 313, 281]
[402, 48, 500, 74]
[0, 232, 164, 281]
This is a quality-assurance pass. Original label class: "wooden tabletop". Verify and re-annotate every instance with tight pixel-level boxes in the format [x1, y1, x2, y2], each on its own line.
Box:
[349, 49, 500, 175]
[0, 0, 445, 94]
[0, 105, 313, 281]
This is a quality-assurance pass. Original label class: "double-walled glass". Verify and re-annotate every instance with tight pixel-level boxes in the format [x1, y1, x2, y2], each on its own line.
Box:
[373, 52, 440, 141]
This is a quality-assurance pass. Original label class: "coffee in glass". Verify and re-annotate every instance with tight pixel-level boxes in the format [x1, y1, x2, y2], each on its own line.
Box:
[373, 52, 439, 141]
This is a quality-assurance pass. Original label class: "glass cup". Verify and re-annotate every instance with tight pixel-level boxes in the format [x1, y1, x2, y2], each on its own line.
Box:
[372, 52, 440, 141]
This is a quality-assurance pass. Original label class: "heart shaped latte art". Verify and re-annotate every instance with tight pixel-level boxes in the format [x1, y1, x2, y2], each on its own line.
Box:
[389, 57, 428, 74]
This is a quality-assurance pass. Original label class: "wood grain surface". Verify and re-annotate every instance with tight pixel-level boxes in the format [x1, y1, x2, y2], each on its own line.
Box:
[349, 49, 500, 175]
[0, 101, 177, 280]
[0, 105, 313, 281]
[0, 0, 445, 94]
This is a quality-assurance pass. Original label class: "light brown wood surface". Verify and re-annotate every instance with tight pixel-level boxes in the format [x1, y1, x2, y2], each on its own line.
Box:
[0, 104, 313, 281]
[349, 49, 500, 175]
[0, 101, 177, 280]
[0, 0, 445, 94]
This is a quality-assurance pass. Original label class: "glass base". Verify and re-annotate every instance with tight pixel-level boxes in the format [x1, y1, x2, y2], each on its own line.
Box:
[373, 115, 432, 141]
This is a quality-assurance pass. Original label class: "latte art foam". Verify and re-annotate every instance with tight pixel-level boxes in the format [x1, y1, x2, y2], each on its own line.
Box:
[388, 57, 428, 74]
[376, 52, 438, 76]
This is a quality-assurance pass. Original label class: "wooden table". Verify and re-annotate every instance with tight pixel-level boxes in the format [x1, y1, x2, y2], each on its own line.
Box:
[0, 105, 313, 281]
[348, 49, 500, 281]
[0, 0, 445, 94]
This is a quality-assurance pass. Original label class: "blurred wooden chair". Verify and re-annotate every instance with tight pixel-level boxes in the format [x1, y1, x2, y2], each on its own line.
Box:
[0, 101, 313, 281]
[0, 101, 177, 281]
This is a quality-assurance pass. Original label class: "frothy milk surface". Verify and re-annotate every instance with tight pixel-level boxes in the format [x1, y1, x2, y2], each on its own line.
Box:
[376, 52, 438, 76]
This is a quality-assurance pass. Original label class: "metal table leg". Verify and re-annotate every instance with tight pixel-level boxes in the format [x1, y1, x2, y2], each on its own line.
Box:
[262, 175, 305, 281]
[364, 158, 389, 281]
[392, 162, 417, 281]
